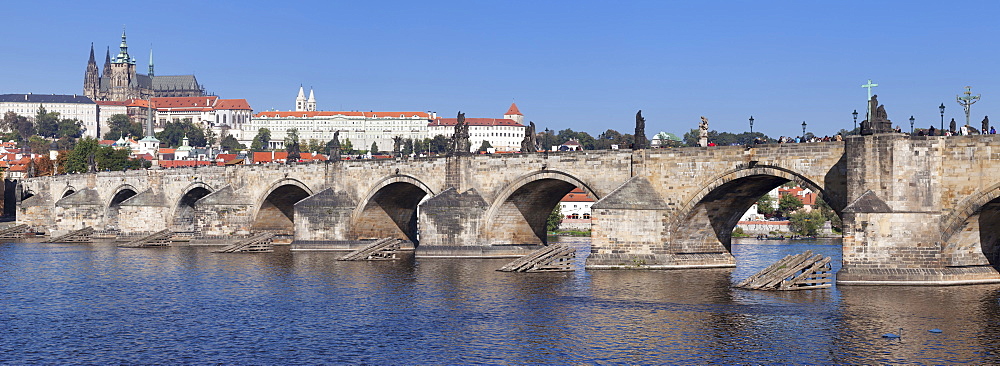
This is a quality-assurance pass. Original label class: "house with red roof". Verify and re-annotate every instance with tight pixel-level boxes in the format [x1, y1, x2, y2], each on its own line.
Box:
[558, 187, 594, 230]
[427, 103, 526, 152]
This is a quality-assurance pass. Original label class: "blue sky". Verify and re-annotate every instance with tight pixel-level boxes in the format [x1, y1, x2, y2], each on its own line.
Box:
[2, 1, 998, 138]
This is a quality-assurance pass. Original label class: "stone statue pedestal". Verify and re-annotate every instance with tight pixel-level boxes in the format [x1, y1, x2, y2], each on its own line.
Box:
[699, 137, 708, 147]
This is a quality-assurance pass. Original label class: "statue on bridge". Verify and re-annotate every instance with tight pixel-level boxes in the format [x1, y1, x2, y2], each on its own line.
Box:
[286, 139, 301, 165]
[699, 116, 709, 147]
[860, 94, 893, 135]
[392, 136, 403, 157]
[634, 110, 647, 149]
[983, 116, 990, 134]
[520, 121, 538, 153]
[450, 111, 471, 156]
[328, 131, 341, 161]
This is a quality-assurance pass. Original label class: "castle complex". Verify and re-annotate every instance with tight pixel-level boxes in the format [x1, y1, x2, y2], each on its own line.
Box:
[83, 28, 206, 102]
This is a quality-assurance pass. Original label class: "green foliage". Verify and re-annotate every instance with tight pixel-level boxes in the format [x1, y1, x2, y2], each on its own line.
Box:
[204, 127, 217, 147]
[732, 226, 749, 237]
[34, 106, 61, 138]
[546, 204, 562, 232]
[789, 210, 825, 236]
[57, 118, 83, 139]
[307, 139, 323, 153]
[342, 138, 354, 154]
[683, 128, 771, 146]
[3, 111, 34, 141]
[429, 135, 449, 153]
[778, 193, 804, 217]
[814, 196, 842, 232]
[250, 128, 271, 151]
[370, 141, 379, 154]
[27, 135, 49, 154]
[756, 194, 776, 216]
[95, 145, 148, 171]
[220, 134, 245, 152]
[477, 140, 493, 152]
[103, 114, 142, 140]
[155, 119, 206, 147]
[65, 137, 99, 173]
[554, 128, 597, 149]
[402, 138, 414, 155]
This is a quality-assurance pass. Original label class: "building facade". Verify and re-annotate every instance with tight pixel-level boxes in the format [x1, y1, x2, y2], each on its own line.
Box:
[245, 111, 434, 151]
[427, 103, 526, 152]
[83, 29, 206, 102]
[0, 94, 99, 138]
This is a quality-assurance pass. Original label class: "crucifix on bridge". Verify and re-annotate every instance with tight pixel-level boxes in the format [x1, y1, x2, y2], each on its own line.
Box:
[862, 79, 879, 122]
[957, 86, 981, 127]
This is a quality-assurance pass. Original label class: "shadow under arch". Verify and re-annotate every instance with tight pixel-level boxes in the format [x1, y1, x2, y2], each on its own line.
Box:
[482, 170, 599, 246]
[170, 182, 214, 233]
[251, 178, 313, 235]
[61, 187, 76, 199]
[940, 183, 1000, 267]
[672, 164, 840, 253]
[350, 175, 435, 244]
[105, 184, 139, 230]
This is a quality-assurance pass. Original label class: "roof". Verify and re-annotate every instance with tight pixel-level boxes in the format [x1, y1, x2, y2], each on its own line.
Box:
[126, 99, 151, 108]
[254, 111, 431, 118]
[561, 140, 581, 146]
[152, 96, 219, 109]
[561, 188, 594, 202]
[95, 100, 128, 106]
[152, 75, 201, 91]
[0, 94, 95, 104]
[505, 102, 522, 116]
[215, 99, 252, 110]
[429, 118, 524, 127]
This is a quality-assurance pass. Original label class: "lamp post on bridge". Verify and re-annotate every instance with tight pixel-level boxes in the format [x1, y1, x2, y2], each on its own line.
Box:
[909, 116, 915, 135]
[852, 110, 858, 134]
[749, 116, 754, 135]
[939, 103, 946, 134]
[801, 121, 807, 139]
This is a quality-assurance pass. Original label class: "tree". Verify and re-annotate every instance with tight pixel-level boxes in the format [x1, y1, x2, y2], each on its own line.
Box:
[546, 204, 562, 232]
[814, 196, 842, 232]
[156, 120, 188, 147]
[478, 140, 493, 152]
[402, 138, 414, 155]
[103, 114, 142, 140]
[370, 141, 379, 154]
[57, 118, 83, 139]
[33, 155, 55, 177]
[307, 139, 323, 153]
[777, 193, 804, 217]
[341, 138, 354, 154]
[65, 137, 99, 174]
[204, 127, 217, 148]
[27, 135, 49, 155]
[3, 111, 34, 142]
[284, 128, 300, 151]
[95, 145, 148, 171]
[55, 150, 70, 174]
[34, 106, 61, 138]
[185, 123, 207, 147]
[250, 128, 271, 151]
[789, 210, 825, 236]
[220, 134, 245, 152]
[756, 194, 776, 217]
[429, 135, 449, 153]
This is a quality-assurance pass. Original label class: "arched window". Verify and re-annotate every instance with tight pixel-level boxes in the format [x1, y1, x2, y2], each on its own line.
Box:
[570, 213, 580, 219]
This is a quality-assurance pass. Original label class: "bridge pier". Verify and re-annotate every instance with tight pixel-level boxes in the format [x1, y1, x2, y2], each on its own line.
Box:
[837, 134, 1000, 285]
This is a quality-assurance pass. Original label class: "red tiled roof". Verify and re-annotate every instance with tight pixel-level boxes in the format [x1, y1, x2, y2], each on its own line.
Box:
[215, 153, 237, 161]
[254, 111, 431, 118]
[158, 160, 214, 168]
[127, 99, 151, 108]
[561, 188, 594, 202]
[95, 100, 127, 106]
[215, 99, 252, 110]
[159, 148, 176, 154]
[429, 118, 524, 127]
[505, 102, 522, 116]
[152, 96, 219, 109]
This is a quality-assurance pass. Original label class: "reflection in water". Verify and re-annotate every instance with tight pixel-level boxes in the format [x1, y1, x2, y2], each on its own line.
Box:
[0, 237, 998, 363]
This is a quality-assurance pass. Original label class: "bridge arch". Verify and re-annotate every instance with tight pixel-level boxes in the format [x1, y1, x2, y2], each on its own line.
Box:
[483, 170, 599, 246]
[350, 175, 435, 243]
[170, 182, 214, 233]
[251, 178, 314, 234]
[60, 186, 77, 199]
[105, 184, 140, 230]
[671, 164, 840, 253]
[940, 184, 1000, 268]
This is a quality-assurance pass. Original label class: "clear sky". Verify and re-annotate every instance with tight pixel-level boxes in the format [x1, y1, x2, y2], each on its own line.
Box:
[2, 0, 998, 138]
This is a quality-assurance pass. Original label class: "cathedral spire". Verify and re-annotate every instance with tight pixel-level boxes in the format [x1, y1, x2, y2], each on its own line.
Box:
[295, 85, 307, 111]
[88, 43, 96, 64]
[307, 87, 316, 111]
[103, 46, 112, 76]
[148, 46, 154, 77]
[115, 25, 134, 64]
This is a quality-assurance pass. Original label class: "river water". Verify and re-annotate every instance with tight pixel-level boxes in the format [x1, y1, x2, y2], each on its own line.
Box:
[1, 237, 999, 364]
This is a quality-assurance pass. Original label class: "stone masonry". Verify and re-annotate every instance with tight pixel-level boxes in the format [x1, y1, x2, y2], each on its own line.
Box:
[16, 134, 1000, 285]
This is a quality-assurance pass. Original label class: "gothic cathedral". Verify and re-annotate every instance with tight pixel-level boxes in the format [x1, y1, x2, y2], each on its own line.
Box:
[84, 28, 206, 101]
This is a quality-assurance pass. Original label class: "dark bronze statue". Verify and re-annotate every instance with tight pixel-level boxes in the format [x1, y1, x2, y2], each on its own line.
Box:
[328, 131, 341, 161]
[450, 111, 471, 156]
[634, 110, 647, 149]
[520, 121, 537, 153]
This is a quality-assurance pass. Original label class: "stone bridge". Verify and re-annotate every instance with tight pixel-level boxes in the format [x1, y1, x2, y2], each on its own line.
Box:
[16, 134, 1000, 285]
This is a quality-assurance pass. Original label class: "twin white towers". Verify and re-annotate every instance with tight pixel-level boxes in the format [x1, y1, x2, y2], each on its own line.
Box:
[295, 86, 316, 112]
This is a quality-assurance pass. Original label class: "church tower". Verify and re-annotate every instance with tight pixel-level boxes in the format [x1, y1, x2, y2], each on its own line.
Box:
[84, 43, 100, 99]
[108, 27, 138, 101]
[103, 46, 112, 78]
[307, 88, 316, 111]
[504, 102, 524, 124]
[295, 85, 307, 111]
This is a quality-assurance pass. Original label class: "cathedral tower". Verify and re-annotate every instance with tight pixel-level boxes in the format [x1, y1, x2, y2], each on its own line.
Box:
[84, 43, 100, 99]
[107, 27, 138, 101]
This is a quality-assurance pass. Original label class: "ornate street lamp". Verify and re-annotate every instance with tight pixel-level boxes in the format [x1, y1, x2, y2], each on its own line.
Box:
[749, 116, 754, 135]
[852, 109, 858, 133]
[802, 121, 807, 138]
[939, 103, 946, 133]
[909, 116, 915, 134]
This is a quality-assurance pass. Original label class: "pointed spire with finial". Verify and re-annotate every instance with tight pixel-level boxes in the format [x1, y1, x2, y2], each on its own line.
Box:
[148, 45, 154, 77]
[88, 43, 96, 64]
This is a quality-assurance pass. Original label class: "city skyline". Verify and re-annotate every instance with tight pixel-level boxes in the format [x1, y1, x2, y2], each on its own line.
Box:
[3, 0, 999, 138]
